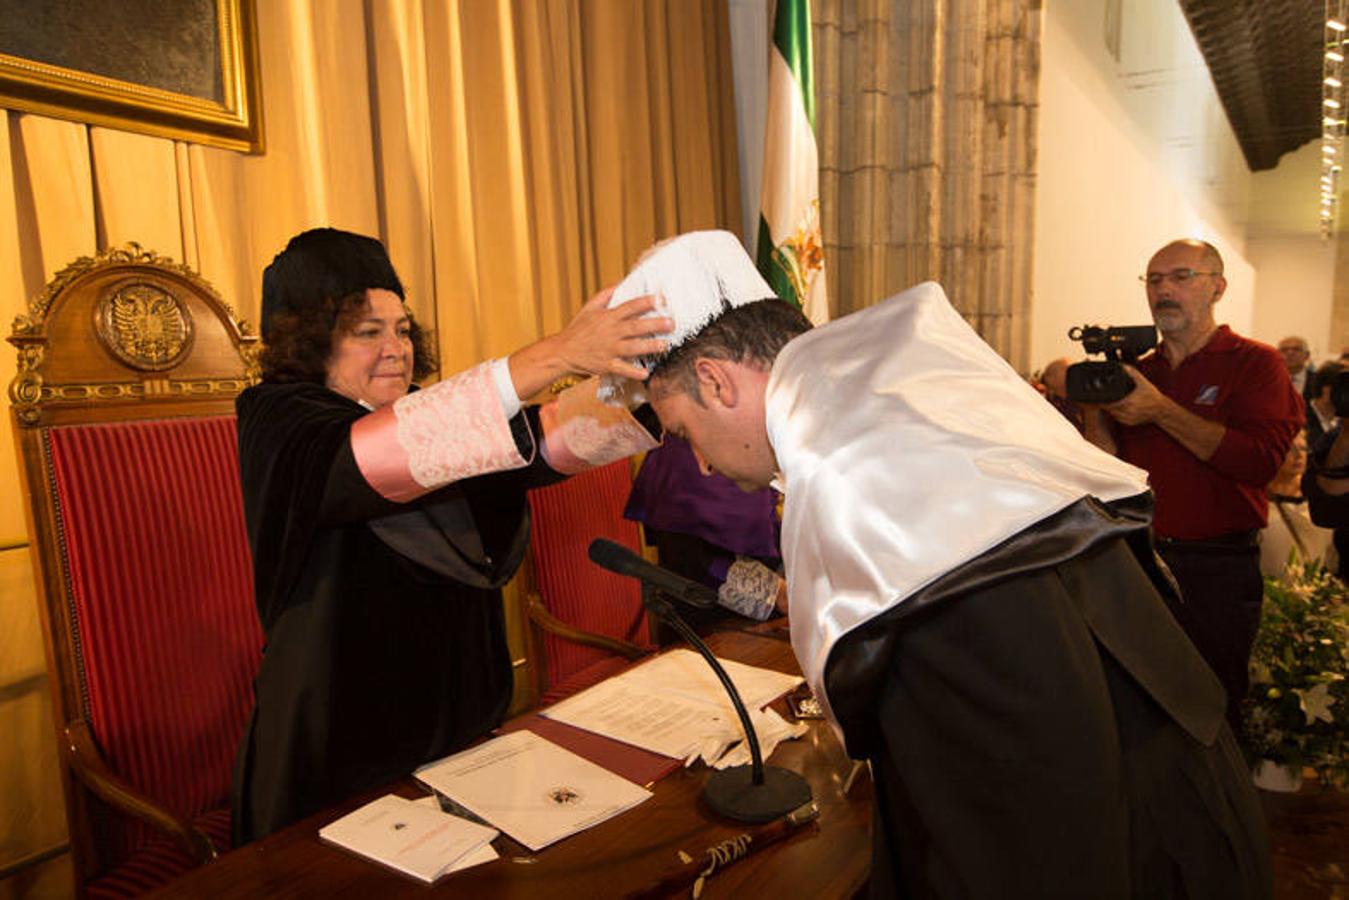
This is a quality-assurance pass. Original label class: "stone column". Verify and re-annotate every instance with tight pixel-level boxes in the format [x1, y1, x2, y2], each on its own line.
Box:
[814, 0, 1042, 370]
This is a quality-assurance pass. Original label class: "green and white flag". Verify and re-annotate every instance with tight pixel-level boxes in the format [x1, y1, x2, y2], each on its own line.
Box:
[757, 0, 828, 324]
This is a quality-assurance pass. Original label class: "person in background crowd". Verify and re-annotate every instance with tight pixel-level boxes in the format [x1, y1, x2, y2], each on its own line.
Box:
[1306, 361, 1344, 448]
[1082, 238, 1303, 733]
[1277, 335, 1316, 404]
[1260, 432, 1335, 577]
[1303, 400, 1349, 583]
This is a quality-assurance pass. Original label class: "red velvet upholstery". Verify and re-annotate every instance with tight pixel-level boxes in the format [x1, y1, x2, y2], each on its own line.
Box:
[45, 417, 262, 879]
[86, 808, 231, 899]
[527, 460, 651, 692]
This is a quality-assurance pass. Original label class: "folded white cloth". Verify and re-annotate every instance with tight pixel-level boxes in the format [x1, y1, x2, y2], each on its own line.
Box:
[681, 707, 808, 770]
[712, 708, 808, 770]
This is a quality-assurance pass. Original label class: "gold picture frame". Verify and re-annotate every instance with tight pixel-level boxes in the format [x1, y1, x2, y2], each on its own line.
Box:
[0, 0, 263, 154]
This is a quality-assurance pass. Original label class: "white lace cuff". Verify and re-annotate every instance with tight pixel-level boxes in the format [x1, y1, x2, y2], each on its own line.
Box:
[717, 558, 781, 621]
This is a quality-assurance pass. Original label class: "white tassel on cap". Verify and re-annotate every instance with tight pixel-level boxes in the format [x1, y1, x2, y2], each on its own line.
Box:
[599, 230, 777, 401]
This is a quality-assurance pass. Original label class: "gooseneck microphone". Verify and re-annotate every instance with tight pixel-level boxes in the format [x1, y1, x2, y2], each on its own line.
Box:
[588, 538, 812, 824]
[587, 539, 718, 609]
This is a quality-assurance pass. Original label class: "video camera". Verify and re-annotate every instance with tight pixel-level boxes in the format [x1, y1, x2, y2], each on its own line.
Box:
[1064, 325, 1158, 403]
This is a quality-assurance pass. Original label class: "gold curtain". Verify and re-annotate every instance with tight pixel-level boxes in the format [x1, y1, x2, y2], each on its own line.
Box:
[813, 0, 1041, 370]
[0, 1, 739, 892]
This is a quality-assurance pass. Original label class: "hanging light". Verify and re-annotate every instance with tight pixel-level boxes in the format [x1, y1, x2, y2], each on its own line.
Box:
[1322, 0, 1348, 238]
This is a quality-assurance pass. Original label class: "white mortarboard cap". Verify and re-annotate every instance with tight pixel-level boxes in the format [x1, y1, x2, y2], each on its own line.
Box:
[609, 230, 777, 362]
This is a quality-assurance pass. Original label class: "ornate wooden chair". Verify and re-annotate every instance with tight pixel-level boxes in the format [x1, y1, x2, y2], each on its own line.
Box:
[525, 459, 655, 706]
[8, 245, 263, 896]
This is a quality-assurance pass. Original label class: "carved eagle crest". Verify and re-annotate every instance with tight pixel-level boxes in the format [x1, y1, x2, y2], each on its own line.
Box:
[95, 282, 194, 371]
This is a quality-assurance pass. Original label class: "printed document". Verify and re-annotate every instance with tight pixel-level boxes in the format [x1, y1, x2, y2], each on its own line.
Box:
[541, 649, 803, 759]
[415, 730, 652, 851]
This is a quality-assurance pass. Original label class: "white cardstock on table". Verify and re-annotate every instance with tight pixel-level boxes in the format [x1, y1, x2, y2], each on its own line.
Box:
[415, 730, 653, 851]
[318, 793, 498, 883]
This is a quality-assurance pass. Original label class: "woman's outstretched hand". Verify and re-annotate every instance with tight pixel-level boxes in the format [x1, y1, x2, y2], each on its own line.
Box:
[508, 287, 673, 399]
[553, 288, 672, 379]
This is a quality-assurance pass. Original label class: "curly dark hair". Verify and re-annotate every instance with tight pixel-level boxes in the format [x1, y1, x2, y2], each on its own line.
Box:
[647, 299, 811, 401]
[258, 227, 436, 384]
[259, 291, 437, 384]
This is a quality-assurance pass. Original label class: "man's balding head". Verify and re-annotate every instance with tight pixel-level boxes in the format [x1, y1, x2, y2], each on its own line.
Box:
[1040, 357, 1071, 398]
[1148, 239, 1223, 276]
[1142, 239, 1226, 341]
[1277, 336, 1311, 375]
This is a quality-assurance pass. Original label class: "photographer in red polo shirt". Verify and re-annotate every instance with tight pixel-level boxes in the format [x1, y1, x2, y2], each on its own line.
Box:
[1084, 239, 1303, 732]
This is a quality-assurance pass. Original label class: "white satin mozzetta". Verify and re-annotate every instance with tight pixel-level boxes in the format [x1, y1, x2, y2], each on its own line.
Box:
[767, 283, 1149, 727]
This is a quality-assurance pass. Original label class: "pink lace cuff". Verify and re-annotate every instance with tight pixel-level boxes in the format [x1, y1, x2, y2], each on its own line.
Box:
[538, 376, 660, 475]
[350, 362, 528, 502]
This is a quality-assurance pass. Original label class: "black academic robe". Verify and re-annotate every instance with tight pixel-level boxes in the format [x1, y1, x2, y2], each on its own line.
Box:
[825, 497, 1273, 899]
[230, 381, 565, 844]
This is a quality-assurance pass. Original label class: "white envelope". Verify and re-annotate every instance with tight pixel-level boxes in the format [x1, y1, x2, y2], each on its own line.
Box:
[319, 794, 497, 883]
[415, 730, 652, 852]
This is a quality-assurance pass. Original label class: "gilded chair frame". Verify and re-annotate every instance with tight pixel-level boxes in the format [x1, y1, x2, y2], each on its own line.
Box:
[8, 244, 258, 884]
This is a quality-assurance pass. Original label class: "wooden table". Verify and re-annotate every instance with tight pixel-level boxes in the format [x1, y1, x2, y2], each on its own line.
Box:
[150, 625, 872, 898]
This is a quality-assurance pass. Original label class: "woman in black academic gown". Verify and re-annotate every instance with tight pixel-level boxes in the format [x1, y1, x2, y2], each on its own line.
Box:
[231, 228, 668, 843]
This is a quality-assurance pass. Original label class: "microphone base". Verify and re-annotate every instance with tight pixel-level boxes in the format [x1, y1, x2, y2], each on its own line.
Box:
[702, 765, 813, 824]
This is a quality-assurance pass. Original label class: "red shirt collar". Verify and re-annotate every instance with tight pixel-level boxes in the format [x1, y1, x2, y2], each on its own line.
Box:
[1153, 324, 1236, 366]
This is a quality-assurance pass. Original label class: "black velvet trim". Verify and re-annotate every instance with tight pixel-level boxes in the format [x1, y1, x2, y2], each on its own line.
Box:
[510, 409, 535, 459]
[822, 494, 1173, 758]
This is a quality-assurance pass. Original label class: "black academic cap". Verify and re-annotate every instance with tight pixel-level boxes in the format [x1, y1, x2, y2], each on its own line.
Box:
[260, 228, 404, 335]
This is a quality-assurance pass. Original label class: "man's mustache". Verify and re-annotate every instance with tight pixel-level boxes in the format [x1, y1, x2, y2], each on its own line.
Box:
[1153, 300, 1182, 311]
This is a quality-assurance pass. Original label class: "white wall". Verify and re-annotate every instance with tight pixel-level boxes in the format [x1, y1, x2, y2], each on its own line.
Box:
[1031, 0, 1256, 370]
[1246, 141, 1338, 360]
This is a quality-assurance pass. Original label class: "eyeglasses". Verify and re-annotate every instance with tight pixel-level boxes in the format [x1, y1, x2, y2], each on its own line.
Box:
[1139, 268, 1221, 287]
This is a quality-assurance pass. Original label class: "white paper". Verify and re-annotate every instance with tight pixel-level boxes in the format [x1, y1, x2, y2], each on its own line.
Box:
[415, 731, 652, 852]
[541, 649, 803, 759]
[319, 794, 497, 883]
[546, 681, 727, 758]
[442, 843, 499, 872]
[611, 649, 803, 709]
[411, 795, 500, 872]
